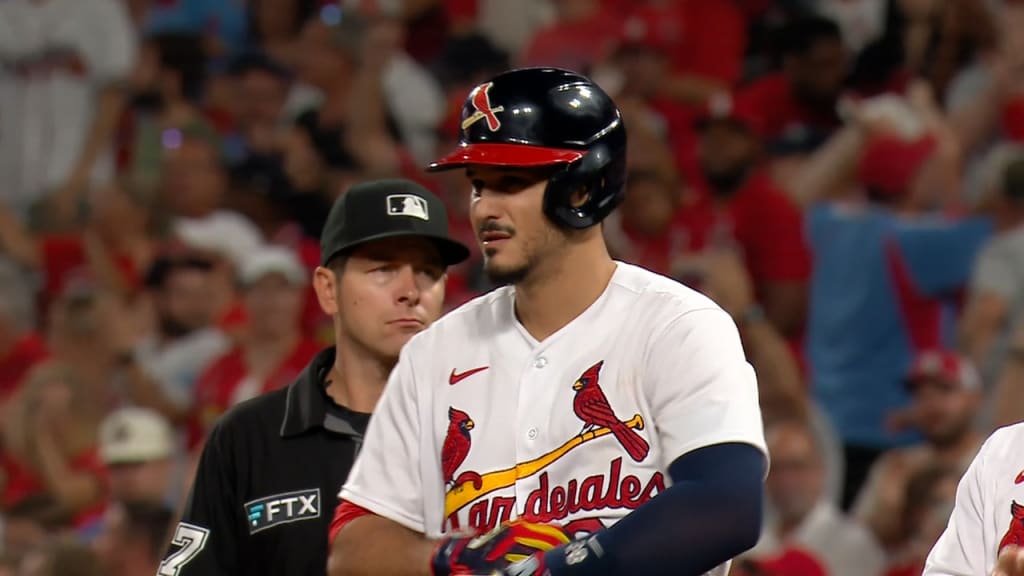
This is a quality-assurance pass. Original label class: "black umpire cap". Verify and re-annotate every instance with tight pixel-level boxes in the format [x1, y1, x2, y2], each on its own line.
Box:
[320, 179, 471, 267]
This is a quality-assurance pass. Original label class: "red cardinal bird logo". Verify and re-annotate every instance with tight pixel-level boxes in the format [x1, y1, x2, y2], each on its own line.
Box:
[461, 82, 504, 132]
[1000, 501, 1024, 554]
[441, 407, 483, 489]
[571, 361, 650, 462]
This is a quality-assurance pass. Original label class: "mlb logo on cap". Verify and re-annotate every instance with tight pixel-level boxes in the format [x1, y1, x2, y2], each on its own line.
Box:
[387, 194, 430, 221]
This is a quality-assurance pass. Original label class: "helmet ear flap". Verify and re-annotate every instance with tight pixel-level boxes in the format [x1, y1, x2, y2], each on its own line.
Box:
[543, 145, 627, 229]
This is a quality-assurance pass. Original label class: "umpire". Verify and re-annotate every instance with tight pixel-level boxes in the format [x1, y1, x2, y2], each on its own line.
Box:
[159, 179, 470, 575]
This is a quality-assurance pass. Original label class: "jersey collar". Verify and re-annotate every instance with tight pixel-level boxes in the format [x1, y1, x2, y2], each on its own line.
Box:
[280, 346, 338, 437]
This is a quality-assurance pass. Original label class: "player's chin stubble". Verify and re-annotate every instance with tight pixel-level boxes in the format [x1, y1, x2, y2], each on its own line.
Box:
[483, 257, 529, 286]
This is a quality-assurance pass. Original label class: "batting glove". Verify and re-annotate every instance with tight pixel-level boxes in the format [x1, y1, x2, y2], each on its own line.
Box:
[430, 519, 571, 576]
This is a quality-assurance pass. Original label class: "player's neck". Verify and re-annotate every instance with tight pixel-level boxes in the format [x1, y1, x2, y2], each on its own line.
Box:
[513, 240, 616, 342]
[326, 339, 394, 413]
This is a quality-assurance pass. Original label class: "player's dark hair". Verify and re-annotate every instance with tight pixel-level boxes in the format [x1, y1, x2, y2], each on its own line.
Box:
[118, 500, 175, 563]
[779, 16, 842, 57]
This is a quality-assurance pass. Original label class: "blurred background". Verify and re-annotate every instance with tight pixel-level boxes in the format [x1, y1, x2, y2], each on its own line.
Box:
[0, 0, 1022, 574]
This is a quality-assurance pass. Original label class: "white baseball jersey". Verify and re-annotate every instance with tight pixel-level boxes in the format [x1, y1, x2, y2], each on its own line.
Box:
[340, 262, 767, 575]
[925, 422, 1024, 575]
[0, 0, 136, 216]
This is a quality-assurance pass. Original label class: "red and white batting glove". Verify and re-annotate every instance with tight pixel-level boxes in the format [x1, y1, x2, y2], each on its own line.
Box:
[430, 519, 571, 576]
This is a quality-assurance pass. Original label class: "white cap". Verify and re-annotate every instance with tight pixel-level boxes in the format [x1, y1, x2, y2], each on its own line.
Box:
[239, 245, 306, 287]
[99, 407, 174, 464]
[173, 211, 264, 269]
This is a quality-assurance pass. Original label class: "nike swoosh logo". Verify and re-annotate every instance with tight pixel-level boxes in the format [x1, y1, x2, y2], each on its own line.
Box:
[449, 366, 489, 385]
[1016, 470, 1024, 485]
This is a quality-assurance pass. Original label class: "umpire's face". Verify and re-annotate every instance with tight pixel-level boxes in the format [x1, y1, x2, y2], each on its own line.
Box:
[314, 237, 446, 361]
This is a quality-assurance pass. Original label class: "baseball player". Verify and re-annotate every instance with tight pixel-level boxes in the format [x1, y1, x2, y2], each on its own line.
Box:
[924, 421, 1024, 576]
[327, 68, 768, 576]
[158, 179, 470, 576]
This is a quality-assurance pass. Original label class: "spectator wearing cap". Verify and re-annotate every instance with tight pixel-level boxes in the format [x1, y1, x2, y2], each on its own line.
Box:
[99, 408, 179, 509]
[962, 153, 1024, 395]
[93, 499, 173, 576]
[673, 92, 812, 343]
[852, 350, 984, 553]
[794, 111, 990, 509]
[161, 179, 469, 575]
[189, 245, 320, 449]
[746, 419, 885, 576]
[171, 198, 266, 334]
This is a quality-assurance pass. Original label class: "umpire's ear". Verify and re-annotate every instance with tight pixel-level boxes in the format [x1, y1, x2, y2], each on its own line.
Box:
[313, 265, 340, 316]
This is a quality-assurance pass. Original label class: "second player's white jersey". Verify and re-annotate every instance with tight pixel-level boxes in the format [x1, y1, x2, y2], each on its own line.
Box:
[925, 422, 1024, 575]
[340, 262, 767, 575]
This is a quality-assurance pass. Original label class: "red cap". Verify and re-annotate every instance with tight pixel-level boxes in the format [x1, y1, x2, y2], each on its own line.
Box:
[905, 350, 980, 391]
[695, 92, 765, 139]
[858, 134, 938, 198]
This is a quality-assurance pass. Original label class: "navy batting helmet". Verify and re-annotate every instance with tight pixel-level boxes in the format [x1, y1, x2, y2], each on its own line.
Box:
[427, 67, 627, 230]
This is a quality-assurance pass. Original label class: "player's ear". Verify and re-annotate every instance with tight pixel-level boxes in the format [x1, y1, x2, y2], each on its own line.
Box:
[313, 266, 339, 316]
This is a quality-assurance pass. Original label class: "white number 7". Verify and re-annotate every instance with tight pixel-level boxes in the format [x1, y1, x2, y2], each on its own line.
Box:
[158, 523, 210, 576]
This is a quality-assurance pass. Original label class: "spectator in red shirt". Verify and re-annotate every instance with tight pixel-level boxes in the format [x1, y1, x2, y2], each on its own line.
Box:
[679, 92, 812, 340]
[191, 246, 319, 446]
[737, 15, 850, 153]
[0, 259, 47, 409]
[519, 0, 619, 74]
[1, 362, 108, 529]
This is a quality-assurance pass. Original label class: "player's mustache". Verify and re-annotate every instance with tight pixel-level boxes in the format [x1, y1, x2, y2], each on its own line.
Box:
[477, 221, 515, 238]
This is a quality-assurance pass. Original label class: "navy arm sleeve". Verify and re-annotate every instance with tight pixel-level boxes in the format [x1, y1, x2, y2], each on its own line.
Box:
[158, 423, 242, 576]
[541, 442, 766, 576]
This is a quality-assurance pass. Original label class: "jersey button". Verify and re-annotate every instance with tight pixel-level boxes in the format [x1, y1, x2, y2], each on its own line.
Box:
[528, 428, 538, 439]
[533, 357, 548, 369]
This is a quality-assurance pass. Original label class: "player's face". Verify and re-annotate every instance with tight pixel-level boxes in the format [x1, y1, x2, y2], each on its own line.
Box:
[765, 424, 823, 524]
[467, 165, 563, 285]
[318, 237, 446, 361]
[910, 377, 978, 448]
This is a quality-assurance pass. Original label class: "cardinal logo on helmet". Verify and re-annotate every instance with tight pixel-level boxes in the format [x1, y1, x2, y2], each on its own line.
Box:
[462, 82, 504, 132]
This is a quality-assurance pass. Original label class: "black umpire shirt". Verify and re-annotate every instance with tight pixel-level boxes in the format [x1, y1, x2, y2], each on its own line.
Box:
[159, 348, 369, 576]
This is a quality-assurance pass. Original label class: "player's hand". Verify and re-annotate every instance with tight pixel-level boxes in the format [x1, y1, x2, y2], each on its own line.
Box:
[430, 519, 570, 576]
[995, 545, 1024, 576]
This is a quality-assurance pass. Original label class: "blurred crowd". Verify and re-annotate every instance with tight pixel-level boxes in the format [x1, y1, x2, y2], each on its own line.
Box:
[0, 0, 1023, 574]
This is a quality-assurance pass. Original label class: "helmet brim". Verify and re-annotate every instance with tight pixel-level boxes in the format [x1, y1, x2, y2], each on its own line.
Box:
[426, 142, 585, 172]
